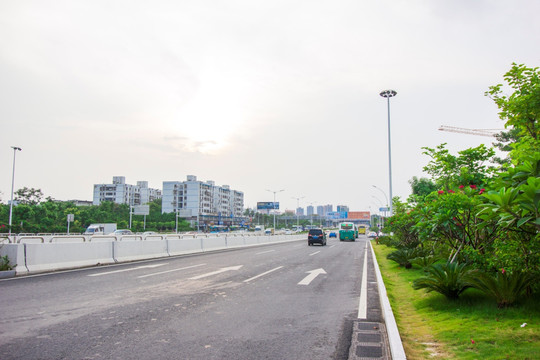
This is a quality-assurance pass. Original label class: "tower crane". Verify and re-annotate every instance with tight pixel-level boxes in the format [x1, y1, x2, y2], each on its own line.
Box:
[438, 125, 502, 137]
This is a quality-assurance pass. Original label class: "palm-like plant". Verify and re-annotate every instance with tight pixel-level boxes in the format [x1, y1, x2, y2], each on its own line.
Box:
[387, 248, 418, 269]
[413, 262, 473, 299]
[467, 269, 536, 308]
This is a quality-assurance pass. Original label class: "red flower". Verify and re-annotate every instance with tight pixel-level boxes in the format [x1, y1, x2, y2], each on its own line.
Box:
[448, 190, 455, 193]
[479, 188, 486, 194]
[471, 339, 475, 344]
[437, 190, 445, 195]
[459, 185, 464, 189]
[470, 185, 477, 189]
[501, 268, 506, 274]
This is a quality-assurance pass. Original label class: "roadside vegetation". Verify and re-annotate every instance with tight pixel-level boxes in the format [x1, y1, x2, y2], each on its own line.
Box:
[0, 198, 192, 234]
[376, 63, 539, 359]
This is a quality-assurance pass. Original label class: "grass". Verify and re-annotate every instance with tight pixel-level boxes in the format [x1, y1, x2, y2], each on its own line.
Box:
[372, 241, 540, 360]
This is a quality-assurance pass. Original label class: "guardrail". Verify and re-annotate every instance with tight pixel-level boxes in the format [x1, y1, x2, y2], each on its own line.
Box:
[0, 233, 306, 276]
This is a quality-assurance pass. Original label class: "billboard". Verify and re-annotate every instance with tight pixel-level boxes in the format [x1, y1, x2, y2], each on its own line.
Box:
[132, 205, 150, 215]
[257, 202, 279, 210]
[327, 211, 348, 219]
[347, 211, 371, 220]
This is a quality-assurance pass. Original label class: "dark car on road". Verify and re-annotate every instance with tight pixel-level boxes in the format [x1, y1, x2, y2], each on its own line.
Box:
[308, 228, 326, 246]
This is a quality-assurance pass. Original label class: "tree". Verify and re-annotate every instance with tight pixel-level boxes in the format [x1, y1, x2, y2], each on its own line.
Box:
[14, 187, 44, 205]
[486, 63, 540, 161]
[422, 143, 497, 190]
[408, 176, 437, 199]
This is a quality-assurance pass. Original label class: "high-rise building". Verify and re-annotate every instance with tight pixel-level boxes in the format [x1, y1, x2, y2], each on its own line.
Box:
[337, 205, 349, 213]
[306, 205, 314, 216]
[93, 176, 161, 206]
[161, 175, 244, 219]
[296, 207, 304, 216]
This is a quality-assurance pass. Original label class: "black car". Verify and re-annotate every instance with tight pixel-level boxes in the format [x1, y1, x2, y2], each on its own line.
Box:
[308, 228, 326, 246]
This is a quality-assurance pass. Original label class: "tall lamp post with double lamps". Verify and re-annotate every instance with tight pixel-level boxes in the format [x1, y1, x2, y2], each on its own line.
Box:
[380, 89, 397, 216]
[9, 146, 22, 236]
[266, 189, 284, 231]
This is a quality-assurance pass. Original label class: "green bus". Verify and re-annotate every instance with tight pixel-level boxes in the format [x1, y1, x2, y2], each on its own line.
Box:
[339, 222, 356, 241]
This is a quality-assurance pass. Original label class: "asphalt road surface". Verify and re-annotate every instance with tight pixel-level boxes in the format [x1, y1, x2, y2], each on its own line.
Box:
[0, 236, 371, 360]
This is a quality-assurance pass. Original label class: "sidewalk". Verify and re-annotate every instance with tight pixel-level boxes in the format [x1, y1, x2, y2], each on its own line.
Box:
[348, 241, 406, 360]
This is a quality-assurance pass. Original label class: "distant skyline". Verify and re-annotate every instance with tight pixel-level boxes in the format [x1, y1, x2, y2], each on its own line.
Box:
[1, 1, 539, 214]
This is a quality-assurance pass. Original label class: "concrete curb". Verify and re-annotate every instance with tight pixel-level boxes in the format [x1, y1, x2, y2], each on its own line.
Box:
[369, 241, 407, 359]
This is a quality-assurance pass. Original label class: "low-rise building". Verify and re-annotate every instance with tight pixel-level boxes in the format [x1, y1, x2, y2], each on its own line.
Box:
[93, 176, 161, 206]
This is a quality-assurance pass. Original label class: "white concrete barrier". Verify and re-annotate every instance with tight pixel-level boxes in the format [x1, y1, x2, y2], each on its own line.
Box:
[25, 242, 115, 273]
[0, 243, 27, 275]
[167, 237, 203, 256]
[201, 236, 227, 252]
[226, 234, 246, 248]
[113, 240, 168, 262]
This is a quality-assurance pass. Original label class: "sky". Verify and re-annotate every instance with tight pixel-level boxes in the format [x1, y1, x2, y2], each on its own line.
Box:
[1, 0, 539, 214]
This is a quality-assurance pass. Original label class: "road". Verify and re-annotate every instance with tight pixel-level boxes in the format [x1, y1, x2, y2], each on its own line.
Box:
[0, 236, 374, 360]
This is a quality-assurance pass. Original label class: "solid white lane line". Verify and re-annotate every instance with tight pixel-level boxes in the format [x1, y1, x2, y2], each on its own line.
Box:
[309, 251, 321, 256]
[137, 264, 206, 279]
[243, 266, 284, 283]
[88, 263, 168, 277]
[358, 244, 368, 319]
[255, 250, 276, 255]
[329, 245, 336, 248]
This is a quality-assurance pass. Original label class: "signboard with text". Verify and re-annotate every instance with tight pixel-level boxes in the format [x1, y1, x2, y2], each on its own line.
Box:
[257, 202, 279, 210]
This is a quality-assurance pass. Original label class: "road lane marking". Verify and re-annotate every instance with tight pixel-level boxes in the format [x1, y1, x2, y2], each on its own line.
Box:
[88, 263, 167, 277]
[255, 250, 276, 255]
[358, 244, 368, 319]
[309, 251, 321, 256]
[189, 265, 243, 280]
[137, 264, 206, 279]
[243, 266, 284, 283]
[329, 245, 336, 248]
[298, 268, 327, 285]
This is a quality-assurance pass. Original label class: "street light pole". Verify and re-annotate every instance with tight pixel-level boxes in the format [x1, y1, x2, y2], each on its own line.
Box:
[380, 89, 396, 216]
[9, 146, 22, 236]
[292, 196, 304, 228]
[266, 189, 284, 231]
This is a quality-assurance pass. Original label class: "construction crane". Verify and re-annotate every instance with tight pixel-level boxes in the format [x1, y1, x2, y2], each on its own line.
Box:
[438, 125, 502, 137]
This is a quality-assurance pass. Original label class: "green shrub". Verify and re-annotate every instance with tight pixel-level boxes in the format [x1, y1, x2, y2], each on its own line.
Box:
[412, 262, 474, 299]
[467, 269, 536, 308]
[0, 255, 15, 271]
[387, 248, 418, 269]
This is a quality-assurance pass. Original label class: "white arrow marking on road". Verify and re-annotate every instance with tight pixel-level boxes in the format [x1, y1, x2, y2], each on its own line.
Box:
[298, 268, 327, 285]
[189, 265, 243, 280]
[88, 263, 167, 277]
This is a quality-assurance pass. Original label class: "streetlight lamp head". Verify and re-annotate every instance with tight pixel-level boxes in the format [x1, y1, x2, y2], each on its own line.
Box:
[11, 146, 22, 151]
[379, 90, 397, 98]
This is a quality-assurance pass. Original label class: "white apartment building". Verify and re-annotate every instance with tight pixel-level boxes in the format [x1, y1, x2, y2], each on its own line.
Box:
[162, 175, 244, 221]
[93, 176, 162, 206]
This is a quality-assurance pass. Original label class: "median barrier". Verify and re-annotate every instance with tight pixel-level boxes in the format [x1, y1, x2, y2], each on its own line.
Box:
[25, 242, 115, 273]
[0, 243, 27, 275]
[201, 236, 227, 252]
[18, 236, 45, 244]
[225, 234, 246, 248]
[113, 239, 168, 262]
[117, 235, 143, 241]
[240, 235, 255, 246]
[88, 235, 116, 242]
[50, 236, 86, 243]
[167, 237, 203, 256]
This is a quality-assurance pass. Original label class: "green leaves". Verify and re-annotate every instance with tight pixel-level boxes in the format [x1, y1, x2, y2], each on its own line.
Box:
[412, 262, 474, 300]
